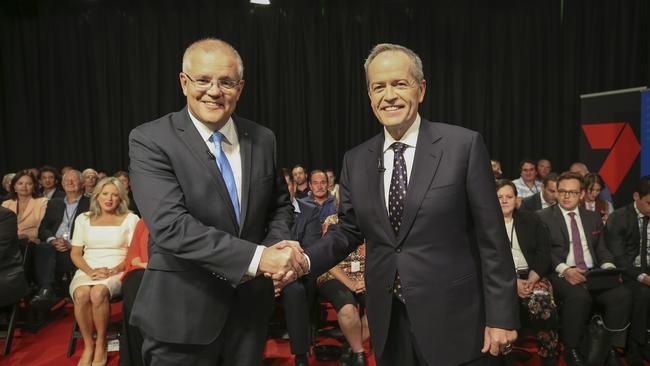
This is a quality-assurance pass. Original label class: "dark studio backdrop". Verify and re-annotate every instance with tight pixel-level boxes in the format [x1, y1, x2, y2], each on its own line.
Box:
[0, 0, 649, 182]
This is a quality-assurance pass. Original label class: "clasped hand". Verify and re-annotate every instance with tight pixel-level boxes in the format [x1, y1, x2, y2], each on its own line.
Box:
[257, 240, 309, 296]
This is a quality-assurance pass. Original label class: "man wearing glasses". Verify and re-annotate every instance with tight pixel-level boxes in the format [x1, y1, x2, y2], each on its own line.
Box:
[128, 38, 305, 366]
[537, 171, 631, 366]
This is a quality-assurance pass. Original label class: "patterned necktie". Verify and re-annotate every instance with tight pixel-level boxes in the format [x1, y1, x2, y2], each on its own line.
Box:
[642, 216, 649, 271]
[212, 131, 240, 226]
[389, 142, 408, 303]
[568, 212, 587, 270]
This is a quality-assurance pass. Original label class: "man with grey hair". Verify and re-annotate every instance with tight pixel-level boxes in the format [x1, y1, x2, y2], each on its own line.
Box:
[129, 38, 303, 365]
[32, 169, 89, 308]
[294, 43, 519, 366]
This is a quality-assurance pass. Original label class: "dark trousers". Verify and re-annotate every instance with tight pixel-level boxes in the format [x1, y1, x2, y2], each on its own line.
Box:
[120, 269, 145, 366]
[550, 275, 631, 349]
[31, 242, 75, 289]
[625, 280, 650, 345]
[141, 278, 275, 366]
[280, 275, 316, 355]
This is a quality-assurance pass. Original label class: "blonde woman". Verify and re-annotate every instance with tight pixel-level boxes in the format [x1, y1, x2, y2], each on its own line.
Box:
[69, 177, 139, 366]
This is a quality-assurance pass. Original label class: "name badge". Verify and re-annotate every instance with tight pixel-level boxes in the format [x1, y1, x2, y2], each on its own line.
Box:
[350, 261, 360, 273]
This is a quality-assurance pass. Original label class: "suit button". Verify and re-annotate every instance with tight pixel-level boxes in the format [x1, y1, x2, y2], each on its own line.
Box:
[395, 247, 402, 253]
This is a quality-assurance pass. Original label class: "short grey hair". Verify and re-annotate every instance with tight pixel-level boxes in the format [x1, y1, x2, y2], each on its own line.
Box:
[63, 169, 83, 184]
[364, 43, 424, 87]
[182, 38, 244, 80]
[2, 173, 15, 191]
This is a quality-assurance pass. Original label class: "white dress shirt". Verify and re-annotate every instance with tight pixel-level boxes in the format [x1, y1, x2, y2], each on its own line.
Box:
[505, 219, 529, 271]
[188, 110, 263, 277]
[555, 206, 614, 274]
[540, 194, 552, 209]
[382, 115, 420, 211]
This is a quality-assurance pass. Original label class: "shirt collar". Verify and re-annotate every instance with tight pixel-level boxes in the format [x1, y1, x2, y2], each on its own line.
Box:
[187, 109, 238, 146]
[382, 114, 421, 153]
[634, 201, 644, 219]
[559, 205, 579, 217]
[64, 195, 82, 205]
[291, 197, 301, 213]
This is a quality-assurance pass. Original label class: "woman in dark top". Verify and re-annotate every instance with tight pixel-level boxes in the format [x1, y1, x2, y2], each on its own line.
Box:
[495, 179, 559, 365]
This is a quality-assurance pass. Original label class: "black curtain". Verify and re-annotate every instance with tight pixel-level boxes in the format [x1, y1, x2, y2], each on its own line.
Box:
[1, 0, 648, 178]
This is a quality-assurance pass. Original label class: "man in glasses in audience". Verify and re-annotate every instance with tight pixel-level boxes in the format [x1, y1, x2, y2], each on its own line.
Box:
[537, 171, 631, 366]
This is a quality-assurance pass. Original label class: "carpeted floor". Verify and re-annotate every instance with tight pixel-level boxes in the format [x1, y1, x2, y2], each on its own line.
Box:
[1, 301, 642, 366]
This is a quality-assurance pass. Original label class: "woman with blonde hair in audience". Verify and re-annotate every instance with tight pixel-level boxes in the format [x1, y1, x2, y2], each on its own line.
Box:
[1, 170, 48, 245]
[69, 177, 139, 366]
[81, 168, 99, 197]
[582, 173, 614, 222]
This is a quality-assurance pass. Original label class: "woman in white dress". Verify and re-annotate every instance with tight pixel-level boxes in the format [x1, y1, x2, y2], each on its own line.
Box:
[70, 177, 139, 366]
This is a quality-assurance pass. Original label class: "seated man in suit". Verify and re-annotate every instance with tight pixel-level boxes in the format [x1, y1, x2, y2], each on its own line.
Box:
[31, 169, 89, 308]
[280, 173, 322, 366]
[0, 206, 28, 308]
[39, 166, 65, 200]
[521, 172, 558, 212]
[537, 172, 631, 366]
[605, 176, 650, 365]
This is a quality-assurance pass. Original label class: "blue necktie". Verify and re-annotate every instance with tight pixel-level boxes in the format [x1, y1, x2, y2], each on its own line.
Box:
[212, 131, 240, 226]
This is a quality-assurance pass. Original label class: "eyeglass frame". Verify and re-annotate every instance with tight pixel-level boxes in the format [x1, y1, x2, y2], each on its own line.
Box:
[557, 189, 581, 197]
[182, 72, 242, 92]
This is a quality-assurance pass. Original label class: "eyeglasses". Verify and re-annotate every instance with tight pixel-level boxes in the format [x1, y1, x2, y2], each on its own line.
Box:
[557, 189, 581, 197]
[183, 73, 241, 92]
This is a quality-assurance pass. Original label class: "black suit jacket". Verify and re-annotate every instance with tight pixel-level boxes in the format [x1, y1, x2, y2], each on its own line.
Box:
[305, 119, 519, 366]
[605, 203, 644, 280]
[38, 196, 90, 244]
[537, 205, 613, 270]
[0, 206, 27, 306]
[520, 193, 542, 212]
[292, 198, 321, 248]
[128, 108, 293, 344]
[511, 209, 552, 277]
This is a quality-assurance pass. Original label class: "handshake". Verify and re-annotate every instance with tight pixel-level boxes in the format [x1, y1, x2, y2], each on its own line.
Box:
[257, 240, 309, 296]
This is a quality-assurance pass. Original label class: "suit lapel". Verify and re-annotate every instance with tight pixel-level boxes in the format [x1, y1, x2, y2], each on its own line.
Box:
[175, 109, 239, 232]
[19, 199, 35, 225]
[236, 117, 252, 236]
[366, 134, 395, 243]
[551, 206, 571, 254]
[396, 119, 443, 246]
[578, 207, 598, 261]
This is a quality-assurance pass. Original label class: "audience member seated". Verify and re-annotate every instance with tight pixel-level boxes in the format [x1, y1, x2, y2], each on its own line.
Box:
[0, 206, 28, 308]
[317, 214, 369, 366]
[536, 158, 552, 180]
[1, 170, 48, 246]
[39, 166, 65, 200]
[537, 172, 631, 366]
[81, 168, 99, 198]
[119, 218, 149, 366]
[491, 159, 503, 180]
[605, 176, 650, 365]
[114, 171, 139, 217]
[69, 177, 139, 366]
[583, 173, 614, 222]
[512, 158, 541, 199]
[495, 180, 559, 365]
[292, 164, 310, 199]
[280, 174, 322, 366]
[570, 161, 614, 206]
[306, 170, 337, 225]
[326, 169, 339, 197]
[521, 172, 558, 212]
[32, 170, 89, 309]
[1, 173, 15, 202]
